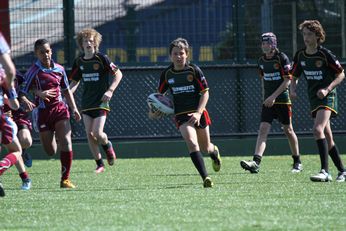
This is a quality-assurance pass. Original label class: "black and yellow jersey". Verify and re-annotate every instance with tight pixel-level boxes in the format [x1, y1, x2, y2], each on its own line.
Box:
[290, 46, 344, 114]
[257, 51, 292, 104]
[158, 63, 209, 115]
[70, 52, 119, 112]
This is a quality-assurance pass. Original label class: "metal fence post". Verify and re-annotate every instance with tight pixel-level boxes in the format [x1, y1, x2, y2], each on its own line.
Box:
[233, 0, 245, 63]
[233, 0, 246, 133]
[63, 0, 75, 68]
[123, 3, 138, 63]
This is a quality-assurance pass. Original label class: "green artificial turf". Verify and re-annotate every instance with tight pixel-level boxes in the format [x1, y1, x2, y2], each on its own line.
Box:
[0, 155, 345, 230]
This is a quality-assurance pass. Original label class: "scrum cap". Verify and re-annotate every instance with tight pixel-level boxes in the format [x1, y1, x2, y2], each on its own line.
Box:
[261, 32, 277, 48]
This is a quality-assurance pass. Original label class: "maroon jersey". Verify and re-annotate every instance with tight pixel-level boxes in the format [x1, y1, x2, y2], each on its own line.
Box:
[21, 60, 69, 109]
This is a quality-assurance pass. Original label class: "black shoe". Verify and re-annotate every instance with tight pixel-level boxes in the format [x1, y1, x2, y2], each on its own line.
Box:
[291, 162, 303, 173]
[0, 181, 5, 197]
[240, 160, 260, 173]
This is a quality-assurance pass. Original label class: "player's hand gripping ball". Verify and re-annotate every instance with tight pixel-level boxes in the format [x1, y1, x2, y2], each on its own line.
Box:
[147, 93, 174, 115]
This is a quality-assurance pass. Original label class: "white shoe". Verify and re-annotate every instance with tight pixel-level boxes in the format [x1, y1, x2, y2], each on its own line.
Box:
[336, 172, 346, 182]
[21, 179, 32, 190]
[310, 169, 332, 182]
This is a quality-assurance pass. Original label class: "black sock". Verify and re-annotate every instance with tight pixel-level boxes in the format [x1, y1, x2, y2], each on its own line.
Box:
[190, 151, 208, 179]
[329, 145, 345, 172]
[253, 154, 262, 165]
[209, 145, 216, 155]
[209, 146, 218, 160]
[95, 159, 104, 167]
[292, 155, 301, 164]
[102, 141, 112, 152]
[316, 139, 328, 172]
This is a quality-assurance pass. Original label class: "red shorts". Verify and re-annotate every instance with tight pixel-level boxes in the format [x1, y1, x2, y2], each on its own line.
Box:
[37, 101, 70, 132]
[12, 109, 32, 131]
[0, 113, 17, 145]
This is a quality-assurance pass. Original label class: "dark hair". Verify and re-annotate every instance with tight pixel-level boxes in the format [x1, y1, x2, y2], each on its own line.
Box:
[34, 39, 50, 51]
[169, 38, 189, 55]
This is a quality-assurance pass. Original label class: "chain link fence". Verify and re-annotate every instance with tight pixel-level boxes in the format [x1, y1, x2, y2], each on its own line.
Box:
[4, 0, 346, 69]
[67, 64, 346, 140]
[1, 0, 346, 140]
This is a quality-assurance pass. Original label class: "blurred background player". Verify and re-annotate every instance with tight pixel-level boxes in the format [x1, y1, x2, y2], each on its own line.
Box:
[4, 71, 33, 168]
[0, 31, 16, 91]
[69, 28, 123, 173]
[240, 32, 302, 174]
[0, 30, 28, 196]
[20, 39, 81, 188]
[3, 71, 33, 191]
[149, 38, 221, 188]
[290, 20, 346, 182]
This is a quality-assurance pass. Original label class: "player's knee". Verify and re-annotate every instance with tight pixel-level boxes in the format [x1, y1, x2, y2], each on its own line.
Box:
[46, 150, 56, 156]
[90, 131, 101, 139]
[59, 137, 71, 149]
[186, 142, 199, 152]
[284, 127, 294, 136]
[20, 138, 32, 149]
[313, 126, 324, 138]
[87, 132, 97, 140]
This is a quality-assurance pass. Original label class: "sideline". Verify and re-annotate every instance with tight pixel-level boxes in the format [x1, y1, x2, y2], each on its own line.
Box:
[24, 135, 346, 159]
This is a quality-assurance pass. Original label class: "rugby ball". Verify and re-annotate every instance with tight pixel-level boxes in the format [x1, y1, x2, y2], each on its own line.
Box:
[147, 93, 174, 115]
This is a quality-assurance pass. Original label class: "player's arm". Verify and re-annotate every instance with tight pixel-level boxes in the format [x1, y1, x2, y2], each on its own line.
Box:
[289, 77, 298, 100]
[62, 88, 81, 122]
[147, 92, 168, 120]
[289, 52, 301, 100]
[148, 70, 169, 119]
[68, 59, 82, 94]
[317, 70, 345, 99]
[0, 53, 16, 88]
[60, 68, 81, 121]
[69, 80, 80, 94]
[34, 88, 58, 102]
[264, 77, 290, 107]
[3, 93, 19, 111]
[188, 90, 209, 126]
[19, 65, 42, 111]
[102, 67, 123, 102]
[148, 105, 166, 119]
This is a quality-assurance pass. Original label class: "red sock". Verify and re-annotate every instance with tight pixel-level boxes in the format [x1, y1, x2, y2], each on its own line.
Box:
[60, 151, 73, 181]
[19, 172, 29, 180]
[0, 153, 17, 176]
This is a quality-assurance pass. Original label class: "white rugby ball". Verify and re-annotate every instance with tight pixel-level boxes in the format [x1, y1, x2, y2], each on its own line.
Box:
[147, 93, 174, 115]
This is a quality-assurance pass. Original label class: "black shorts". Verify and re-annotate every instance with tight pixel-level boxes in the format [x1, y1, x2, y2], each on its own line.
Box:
[82, 109, 108, 119]
[175, 110, 212, 129]
[311, 107, 337, 118]
[18, 124, 30, 131]
[261, 104, 292, 125]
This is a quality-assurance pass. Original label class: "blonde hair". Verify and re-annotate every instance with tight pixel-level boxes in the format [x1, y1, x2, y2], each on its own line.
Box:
[299, 20, 326, 44]
[76, 28, 102, 52]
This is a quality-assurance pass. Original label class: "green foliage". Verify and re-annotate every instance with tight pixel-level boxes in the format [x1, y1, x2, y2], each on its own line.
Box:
[215, 22, 234, 60]
[1, 156, 346, 230]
